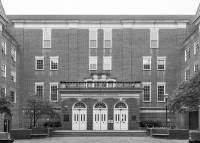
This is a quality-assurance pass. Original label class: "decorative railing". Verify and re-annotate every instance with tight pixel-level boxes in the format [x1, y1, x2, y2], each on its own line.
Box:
[59, 81, 141, 89]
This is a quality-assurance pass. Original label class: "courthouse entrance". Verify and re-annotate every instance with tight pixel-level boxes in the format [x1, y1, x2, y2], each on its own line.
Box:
[72, 102, 87, 130]
[114, 102, 128, 130]
[93, 102, 108, 130]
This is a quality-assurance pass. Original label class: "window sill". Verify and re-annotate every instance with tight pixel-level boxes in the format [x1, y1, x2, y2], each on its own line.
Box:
[42, 47, 51, 49]
[35, 69, 44, 71]
[157, 101, 165, 103]
[50, 69, 58, 71]
[50, 101, 58, 103]
[150, 47, 159, 49]
[143, 69, 151, 71]
[143, 101, 151, 103]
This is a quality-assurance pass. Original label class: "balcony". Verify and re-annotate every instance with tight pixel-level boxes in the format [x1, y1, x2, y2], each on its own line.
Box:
[58, 81, 143, 95]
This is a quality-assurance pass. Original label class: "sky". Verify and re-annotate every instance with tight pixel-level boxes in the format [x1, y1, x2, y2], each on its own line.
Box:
[1, 0, 200, 15]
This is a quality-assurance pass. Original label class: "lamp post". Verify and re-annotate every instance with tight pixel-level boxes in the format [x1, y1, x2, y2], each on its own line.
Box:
[164, 94, 169, 127]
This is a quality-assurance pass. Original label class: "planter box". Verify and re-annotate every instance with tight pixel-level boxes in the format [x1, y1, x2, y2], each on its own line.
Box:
[169, 129, 189, 139]
[10, 129, 31, 139]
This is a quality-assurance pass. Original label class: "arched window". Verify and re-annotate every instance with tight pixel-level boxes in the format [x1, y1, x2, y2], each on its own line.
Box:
[114, 102, 127, 108]
[94, 102, 107, 108]
[73, 102, 86, 108]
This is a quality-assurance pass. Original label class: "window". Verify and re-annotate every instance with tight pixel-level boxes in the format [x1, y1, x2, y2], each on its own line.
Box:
[194, 63, 199, 72]
[11, 69, 16, 82]
[194, 40, 199, 55]
[185, 47, 190, 61]
[50, 83, 58, 102]
[35, 56, 44, 70]
[104, 30, 112, 48]
[143, 56, 151, 70]
[103, 57, 112, 70]
[35, 82, 44, 98]
[10, 91, 16, 103]
[1, 63, 6, 77]
[2, 40, 6, 54]
[89, 57, 97, 70]
[11, 47, 16, 61]
[43, 30, 51, 48]
[89, 30, 97, 48]
[157, 82, 166, 102]
[185, 68, 190, 81]
[50, 57, 58, 70]
[157, 57, 166, 70]
[142, 82, 151, 102]
[1, 87, 6, 96]
[150, 30, 158, 48]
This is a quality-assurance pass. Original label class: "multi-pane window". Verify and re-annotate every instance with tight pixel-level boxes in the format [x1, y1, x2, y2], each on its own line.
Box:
[157, 57, 166, 70]
[35, 83, 44, 98]
[10, 91, 16, 103]
[43, 31, 51, 48]
[185, 68, 190, 81]
[11, 47, 16, 61]
[143, 83, 151, 102]
[194, 63, 199, 72]
[1, 63, 6, 77]
[150, 30, 158, 48]
[194, 40, 199, 55]
[50, 83, 58, 102]
[89, 30, 97, 48]
[11, 69, 16, 82]
[2, 40, 6, 54]
[50, 57, 58, 70]
[103, 57, 112, 70]
[89, 57, 97, 70]
[185, 47, 190, 61]
[1, 87, 6, 97]
[104, 30, 112, 48]
[35, 57, 44, 70]
[157, 83, 165, 102]
[143, 57, 151, 70]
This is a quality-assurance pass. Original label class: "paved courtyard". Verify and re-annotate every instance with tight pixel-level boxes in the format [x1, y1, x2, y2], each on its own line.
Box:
[14, 137, 188, 143]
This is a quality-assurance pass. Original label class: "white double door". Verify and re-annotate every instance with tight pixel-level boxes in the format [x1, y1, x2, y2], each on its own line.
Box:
[93, 109, 107, 130]
[114, 109, 128, 130]
[72, 109, 87, 130]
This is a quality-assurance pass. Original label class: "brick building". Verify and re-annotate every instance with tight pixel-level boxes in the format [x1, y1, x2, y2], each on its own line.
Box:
[0, 1, 200, 131]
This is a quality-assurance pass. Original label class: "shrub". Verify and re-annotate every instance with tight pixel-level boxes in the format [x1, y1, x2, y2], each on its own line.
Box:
[140, 120, 162, 128]
[43, 121, 61, 127]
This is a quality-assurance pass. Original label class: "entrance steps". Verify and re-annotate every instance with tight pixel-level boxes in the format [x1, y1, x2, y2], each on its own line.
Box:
[52, 130, 147, 137]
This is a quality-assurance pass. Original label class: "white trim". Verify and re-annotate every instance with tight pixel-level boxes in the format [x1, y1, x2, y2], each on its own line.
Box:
[185, 67, 190, 81]
[50, 56, 59, 70]
[2, 39, 6, 54]
[50, 83, 58, 102]
[35, 82, 44, 98]
[194, 39, 199, 55]
[103, 56, 112, 70]
[103, 29, 112, 48]
[143, 56, 152, 70]
[194, 61, 199, 72]
[157, 57, 166, 70]
[10, 90, 16, 103]
[35, 56, 44, 70]
[157, 82, 166, 102]
[150, 29, 159, 48]
[11, 68, 16, 82]
[43, 30, 51, 48]
[89, 30, 98, 48]
[13, 22, 187, 29]
[142, 83, 151, 102]
[89, 56, 98, 70]
[185, 47, 190, 61]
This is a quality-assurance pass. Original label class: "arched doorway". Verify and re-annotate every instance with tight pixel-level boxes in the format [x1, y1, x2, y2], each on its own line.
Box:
[93, 102, 108, 130]
[4, 113, 12, 132]
[114, 102, 128, 130]
[72, 102, 87, 130]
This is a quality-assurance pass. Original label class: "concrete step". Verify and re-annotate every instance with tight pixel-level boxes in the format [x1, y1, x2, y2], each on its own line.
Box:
[52, 130, 147, 137]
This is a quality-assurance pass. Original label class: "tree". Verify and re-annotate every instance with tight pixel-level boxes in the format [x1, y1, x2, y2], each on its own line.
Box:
[24, 90, 59, 128]
[168, 71, 200, 113]
[0, 89, 13, 114]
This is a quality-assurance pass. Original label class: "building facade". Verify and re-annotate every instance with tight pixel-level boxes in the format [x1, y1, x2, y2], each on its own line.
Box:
[0, 1, 200, 131]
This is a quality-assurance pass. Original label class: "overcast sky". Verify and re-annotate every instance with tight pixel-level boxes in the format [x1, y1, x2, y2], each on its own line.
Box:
[1, 0, 200, 15]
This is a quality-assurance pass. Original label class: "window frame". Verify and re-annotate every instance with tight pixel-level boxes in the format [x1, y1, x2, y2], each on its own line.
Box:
[157, 56, 166, 70]
[43, 30, 51, 48]
[35, 82, 44, 98]
[1, 63, 6, 77]
[142, 82, 151, 102]
[2, 40, 6, 54]
[89, 56, 98, 70]
[194, 39, 199, 55]
[11, 68, 16, 82]
[104, 30, 112, 48]
[1, 87, 6, 96]
[10, 90, 16, 103]
[89, 30, 98, 48]
[185, 67, 190, 81]
[157, 82, 166, 102]
[143, 56, 152, 70]
[150, 30, 159, 48]
[194, 61, 199, 72]
[185, 47, 190, 61]
[11, 47, 16, 62]
[50, 56, 59, 70]
[103, 56, 112, 70]
[35, 56, 44, 70]
[50, 82, 58, 102]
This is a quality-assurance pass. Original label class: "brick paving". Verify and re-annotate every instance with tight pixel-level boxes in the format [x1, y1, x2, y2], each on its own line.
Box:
[14, 137, 188, 143]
